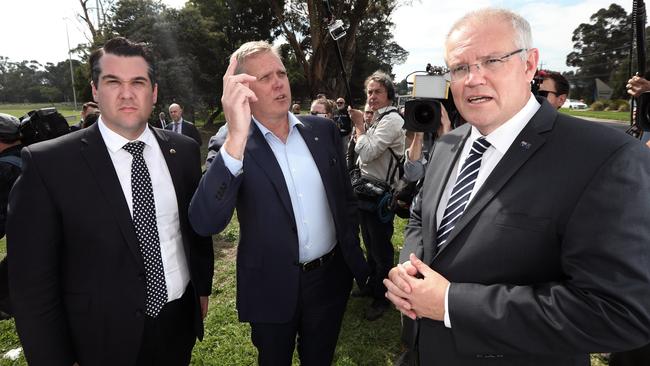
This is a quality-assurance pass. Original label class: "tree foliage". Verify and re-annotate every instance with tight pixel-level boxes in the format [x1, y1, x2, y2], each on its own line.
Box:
[565, 3, 645, 102]
[268, 0, 408, 104]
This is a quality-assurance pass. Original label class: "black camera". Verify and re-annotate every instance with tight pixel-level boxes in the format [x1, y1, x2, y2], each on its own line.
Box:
[333, 108, 352, 136]
[403, 71, 451, 132]
[20, 108, 70, 146]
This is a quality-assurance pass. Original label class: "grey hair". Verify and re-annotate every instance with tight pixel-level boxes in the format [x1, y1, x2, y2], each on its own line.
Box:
[364, 70, 396, 101]
[445, 8, 532, 62]
[230, 41, 282, 74]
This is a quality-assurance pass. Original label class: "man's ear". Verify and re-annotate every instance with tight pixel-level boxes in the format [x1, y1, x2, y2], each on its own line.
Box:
[152, 83, 158, 104]
[558, 94, 567, 108]
[91, 81, 98, 102]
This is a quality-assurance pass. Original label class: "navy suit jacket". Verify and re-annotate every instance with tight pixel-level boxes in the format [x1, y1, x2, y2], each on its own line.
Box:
[401, 98, 650, 365]
[189, 115, 369, 323]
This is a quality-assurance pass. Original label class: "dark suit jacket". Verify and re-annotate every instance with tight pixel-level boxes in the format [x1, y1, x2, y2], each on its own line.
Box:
[6, 124, 214, 366]
[165, 120, 202, 147]
[189, 115, 369, 323]
[401, 99, 650, 365]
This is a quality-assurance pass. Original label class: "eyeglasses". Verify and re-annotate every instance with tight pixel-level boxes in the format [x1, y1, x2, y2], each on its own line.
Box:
[336, 102, 345, 105]
[537, 90, 559, 98]
[448, 48, 528, 82]
[310, 112, 328, 118]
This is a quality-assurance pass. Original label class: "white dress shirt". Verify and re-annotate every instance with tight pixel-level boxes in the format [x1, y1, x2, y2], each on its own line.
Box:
[220, 113, 337, 262]
[98, 118, 190, 303]
[438, 94, 541, 327]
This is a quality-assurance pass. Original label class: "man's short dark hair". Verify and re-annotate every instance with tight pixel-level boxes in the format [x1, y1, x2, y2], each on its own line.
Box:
[82, 102, 98, 113]
[544, 71, 569, 96]
[364, 71, 396, 101]
[89, 37, 156, 88]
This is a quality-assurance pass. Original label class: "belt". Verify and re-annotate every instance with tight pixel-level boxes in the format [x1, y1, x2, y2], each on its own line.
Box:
[298, 248, 336, 272]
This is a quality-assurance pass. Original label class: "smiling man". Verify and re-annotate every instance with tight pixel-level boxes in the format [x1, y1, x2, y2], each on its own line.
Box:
[189, 41, 368, 365]
[384, 8, 650, 365]
[7, 37, 214, 366]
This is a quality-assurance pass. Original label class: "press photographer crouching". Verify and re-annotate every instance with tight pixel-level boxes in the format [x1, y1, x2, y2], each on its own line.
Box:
[348, 71, 405, 321]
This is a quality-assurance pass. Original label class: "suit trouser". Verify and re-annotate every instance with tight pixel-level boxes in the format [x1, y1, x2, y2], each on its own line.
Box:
[359, 209, 395, 300]
[250, 247, 353, 366]
[136, 285, 196, 366]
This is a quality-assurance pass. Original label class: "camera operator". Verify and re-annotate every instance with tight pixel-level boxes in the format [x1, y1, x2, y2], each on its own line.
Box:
[0, 113, 24, 319]
[349, 71, 405, 321]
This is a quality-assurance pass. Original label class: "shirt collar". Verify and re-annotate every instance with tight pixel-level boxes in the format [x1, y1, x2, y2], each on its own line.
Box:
[252, 112, 304, 137]
[470, 93, 541, 155]
[98, 117, 156, 153]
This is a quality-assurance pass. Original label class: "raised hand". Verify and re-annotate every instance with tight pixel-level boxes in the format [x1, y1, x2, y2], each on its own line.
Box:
[221, 56, 258, 160]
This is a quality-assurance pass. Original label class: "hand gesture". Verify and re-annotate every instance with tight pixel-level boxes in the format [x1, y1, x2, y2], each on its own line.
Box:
[221, 56, 258, 160]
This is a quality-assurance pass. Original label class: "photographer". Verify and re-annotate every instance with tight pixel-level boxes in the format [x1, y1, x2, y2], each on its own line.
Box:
[349, 71, 405, 321]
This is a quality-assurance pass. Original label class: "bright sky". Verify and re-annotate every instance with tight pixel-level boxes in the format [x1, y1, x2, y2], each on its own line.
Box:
[0, 0, 632, 82]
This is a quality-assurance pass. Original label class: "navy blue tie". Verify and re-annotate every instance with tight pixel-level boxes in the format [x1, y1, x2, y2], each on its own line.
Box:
[436, 137, 491, 247]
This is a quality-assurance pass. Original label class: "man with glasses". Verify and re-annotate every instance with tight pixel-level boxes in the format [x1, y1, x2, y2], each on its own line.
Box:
[385, 8, 650, 365]
[538, 71, 569, 109]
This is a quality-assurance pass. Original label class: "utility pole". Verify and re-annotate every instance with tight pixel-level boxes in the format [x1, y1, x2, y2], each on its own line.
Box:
[64, 19, 78, 110]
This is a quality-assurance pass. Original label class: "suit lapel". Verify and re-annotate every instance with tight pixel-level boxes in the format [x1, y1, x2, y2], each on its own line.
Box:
[422, 125, 469, 264]
[435, 100, 556, 257]
[245, 122, 296, 221]
[80, 124, 143, 268]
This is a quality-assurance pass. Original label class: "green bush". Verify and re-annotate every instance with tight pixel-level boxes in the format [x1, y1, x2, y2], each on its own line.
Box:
[591, 101, 605, 111]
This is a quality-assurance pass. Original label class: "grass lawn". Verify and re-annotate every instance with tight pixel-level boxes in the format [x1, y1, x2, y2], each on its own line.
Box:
[560, 108, 630, 122]
[0, 123, 611, 365]
[0, 103, 79, 125]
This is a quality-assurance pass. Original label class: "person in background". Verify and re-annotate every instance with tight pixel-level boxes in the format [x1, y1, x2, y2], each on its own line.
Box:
[165, 103, 202, 147]
[538, 71, 569, 110]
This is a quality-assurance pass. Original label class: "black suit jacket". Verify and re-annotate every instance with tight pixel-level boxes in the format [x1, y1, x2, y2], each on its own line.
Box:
[189, 116, 369, 323]
[6, 124, 214, 366]
[165, 120, 202, 147]
[401, 99, 650, 365]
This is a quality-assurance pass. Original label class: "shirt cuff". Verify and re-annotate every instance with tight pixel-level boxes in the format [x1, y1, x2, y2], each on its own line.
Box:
[219, 147, 244, 177]
[444, 282, 451, 328]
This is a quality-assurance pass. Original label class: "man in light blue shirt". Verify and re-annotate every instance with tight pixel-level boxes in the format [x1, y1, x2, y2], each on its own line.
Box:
[189, 41, 369, 366]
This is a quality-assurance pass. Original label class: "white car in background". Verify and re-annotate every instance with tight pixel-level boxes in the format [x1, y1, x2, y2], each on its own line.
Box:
[563, 99, 588, 110]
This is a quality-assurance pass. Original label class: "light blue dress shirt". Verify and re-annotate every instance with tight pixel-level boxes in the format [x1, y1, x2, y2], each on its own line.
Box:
[220, 113, 337, 263]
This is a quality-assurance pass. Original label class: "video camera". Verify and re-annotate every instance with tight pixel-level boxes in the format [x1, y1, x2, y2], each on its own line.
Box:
[333, 107, 352, 136]
[20, 107, 71, 146]
[402, 65, 457, 133]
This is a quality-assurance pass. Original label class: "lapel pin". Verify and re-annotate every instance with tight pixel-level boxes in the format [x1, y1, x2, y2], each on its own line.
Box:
[314, 137, 319, 141]
[519, 141, 531, 150]
[170, 148, 176, 154]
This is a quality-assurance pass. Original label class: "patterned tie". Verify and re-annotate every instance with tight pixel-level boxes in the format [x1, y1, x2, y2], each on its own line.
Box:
[123, 141, 168, 317]
[436, 137, 491, 248]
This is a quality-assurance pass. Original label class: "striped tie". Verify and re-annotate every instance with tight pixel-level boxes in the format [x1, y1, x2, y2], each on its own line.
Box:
[436, 137, 491, 248]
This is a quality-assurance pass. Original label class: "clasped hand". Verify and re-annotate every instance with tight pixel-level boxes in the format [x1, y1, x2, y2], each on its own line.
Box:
[383, 253, 450, 321]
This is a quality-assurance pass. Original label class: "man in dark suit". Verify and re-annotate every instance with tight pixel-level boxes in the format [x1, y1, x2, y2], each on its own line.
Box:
[7, 37, 214, 366]
[188, 41, 369, 366]
[384, 8, 650, 366]
[165, 103, 202, 146]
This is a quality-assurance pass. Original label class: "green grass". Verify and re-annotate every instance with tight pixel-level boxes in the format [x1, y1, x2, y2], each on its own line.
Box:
[560, 108, 630, 122]
[0, 103, 79, 125]
[0, 121, 611, 365]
